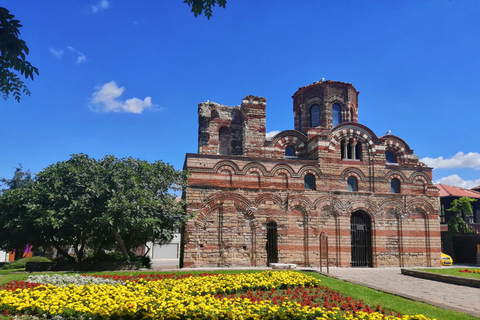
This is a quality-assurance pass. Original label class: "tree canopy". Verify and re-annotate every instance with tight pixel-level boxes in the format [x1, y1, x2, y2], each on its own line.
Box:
[183, 0, 226, 19]
[0, 154, 189, 262]
[446, 196, 476, 241]
[0, 7, 39, 102]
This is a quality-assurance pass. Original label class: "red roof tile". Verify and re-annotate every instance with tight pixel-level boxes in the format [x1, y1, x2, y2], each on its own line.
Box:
[436, 184, 480, 199]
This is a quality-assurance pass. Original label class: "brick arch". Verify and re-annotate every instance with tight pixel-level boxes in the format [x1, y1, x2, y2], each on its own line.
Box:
[325, 95, 346, 109]
[340, 167, 367, 181]
[252, 193, 285, 211]
[271, 130, 308, 146]
[384, 170, 408, 182]
[265, 216, 279, 224]
[270, 164, 296, 178]
[241, 162, 268, 176]
[287, 194, 314, 211]
[213, 160, 240, 174]
[348, 102, 357, 122]
[345, 199, 378, 221]
[313, 196, 346, 217]
[406, 199, 436, 217]
[271, 131, 308, 158]
[297, 166, 322, 179]
[408, 172, 431, 184]
[384, 136, 412, 164]
[378, 199, 404, 218]
[327, 124, 380, 155]
[198, 192, 253, 223]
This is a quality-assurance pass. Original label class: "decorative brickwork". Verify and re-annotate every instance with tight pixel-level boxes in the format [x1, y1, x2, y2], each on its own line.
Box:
[183, 80, 441, 268]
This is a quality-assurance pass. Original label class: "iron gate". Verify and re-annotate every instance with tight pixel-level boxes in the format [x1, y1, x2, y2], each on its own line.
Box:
[350, 211, 372, 267]
[266, 221, 278, 265]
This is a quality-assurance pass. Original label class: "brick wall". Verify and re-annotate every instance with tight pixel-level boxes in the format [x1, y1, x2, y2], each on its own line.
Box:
[183, 80, 441, 268]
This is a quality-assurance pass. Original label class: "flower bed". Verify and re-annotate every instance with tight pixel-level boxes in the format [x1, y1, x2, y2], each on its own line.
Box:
[0, 271, 434, 320]
[459, 268, 480, 274]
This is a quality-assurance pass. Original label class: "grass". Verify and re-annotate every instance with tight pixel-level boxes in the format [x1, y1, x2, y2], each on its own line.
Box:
[416, 268, 480, 280]
[0, 269, 24, 275]
[0, 269, 477, 320]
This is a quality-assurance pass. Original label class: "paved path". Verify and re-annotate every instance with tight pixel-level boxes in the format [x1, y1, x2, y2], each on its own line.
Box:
[314, 267, 480, 318]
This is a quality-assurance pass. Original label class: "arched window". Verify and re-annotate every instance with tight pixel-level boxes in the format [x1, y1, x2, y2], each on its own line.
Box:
[218, 127, 231, 155]
[310, 105, 320, 127]
[332, 104, 341, 126]
[304, 173, 316, 190]
[347, 176, 358, 191]
[391, 178, 401, 193]
[386, 151, 397, 164]
[341, 139, 362, 160]
[297, 111, 302, 132]
[285, 146, 295, 157]
[350, 107, 355, 122]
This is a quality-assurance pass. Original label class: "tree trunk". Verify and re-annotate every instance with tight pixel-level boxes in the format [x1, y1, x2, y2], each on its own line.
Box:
[113, 229, 129, 260]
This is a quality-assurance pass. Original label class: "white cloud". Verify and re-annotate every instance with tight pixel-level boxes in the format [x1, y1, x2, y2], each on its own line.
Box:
[49, 47, 64, 58]
[67, 46, 87, 64]
[434, 174, 480, 189]
[421, 152, 480, 170]
[266, 130, 281, 141]
[91, 0, 110, 13]
[90, 81, 156, 114]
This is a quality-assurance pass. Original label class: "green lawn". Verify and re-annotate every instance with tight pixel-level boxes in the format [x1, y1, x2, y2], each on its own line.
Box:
[417, 268, 480, 280]
[0, 269, 477, 320]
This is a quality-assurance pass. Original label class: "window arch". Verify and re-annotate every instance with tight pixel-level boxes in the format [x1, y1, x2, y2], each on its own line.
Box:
[310, 105, 320, 127]
[218, 127, 231, 155]
[385, 151, 397, 164]
[304, 173, 316, 190]
[332, 104, 341, 126]
[391, 178, 401, 193]
[285, 146, 295, 157]
[211, 109, 219, 120]
[347, 176, 358, 191]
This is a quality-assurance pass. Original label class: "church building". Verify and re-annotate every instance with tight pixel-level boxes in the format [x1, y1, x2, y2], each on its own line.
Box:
[181, 80, 441, 268]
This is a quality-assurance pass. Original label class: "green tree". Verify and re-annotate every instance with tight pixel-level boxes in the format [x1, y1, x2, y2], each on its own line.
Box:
[0, 7, 39, 102]
[183, 0, 226, 19]
[0, 154, 189, 262]
[0, 164, 33, 192]
[446, 196, 476, 241]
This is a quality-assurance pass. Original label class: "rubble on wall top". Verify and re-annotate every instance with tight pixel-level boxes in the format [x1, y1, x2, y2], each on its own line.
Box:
[295, 79, 357, 93]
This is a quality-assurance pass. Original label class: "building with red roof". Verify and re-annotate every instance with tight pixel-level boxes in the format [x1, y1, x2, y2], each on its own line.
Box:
[436, 184, 480, 264]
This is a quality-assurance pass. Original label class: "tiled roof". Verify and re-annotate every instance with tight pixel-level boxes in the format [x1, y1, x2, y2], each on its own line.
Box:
[436, 184, 480, 199]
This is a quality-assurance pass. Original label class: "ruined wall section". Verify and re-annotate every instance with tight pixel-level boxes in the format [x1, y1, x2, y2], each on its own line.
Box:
[197, 101, 245, 156]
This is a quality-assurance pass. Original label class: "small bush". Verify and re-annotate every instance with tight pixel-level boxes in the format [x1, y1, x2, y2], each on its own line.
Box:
[1, 256, 51, 270]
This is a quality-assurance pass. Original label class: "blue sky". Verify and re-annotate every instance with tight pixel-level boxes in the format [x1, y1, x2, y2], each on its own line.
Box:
[1, 0, 479, 189]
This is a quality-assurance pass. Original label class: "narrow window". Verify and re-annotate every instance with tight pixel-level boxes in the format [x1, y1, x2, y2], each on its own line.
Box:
[218, 127, 231, 155]
[310, 105, 320, 127]
[386, 151, 397, 164]
[332, 104, 341, 126]
[355, 142, 362, 160]
[304, 173, 316, 190]
[391, 178, 401, 193]
[347, 176, 358, 191]
[285, 146, 295, 157]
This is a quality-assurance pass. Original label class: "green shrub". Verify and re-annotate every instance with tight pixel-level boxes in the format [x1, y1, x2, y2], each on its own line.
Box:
[1, 256, 51, 270]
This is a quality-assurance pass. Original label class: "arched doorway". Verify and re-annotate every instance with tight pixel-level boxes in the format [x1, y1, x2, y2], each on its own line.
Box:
[266, 221, 278, 265]
[350, 211, 372, 267]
